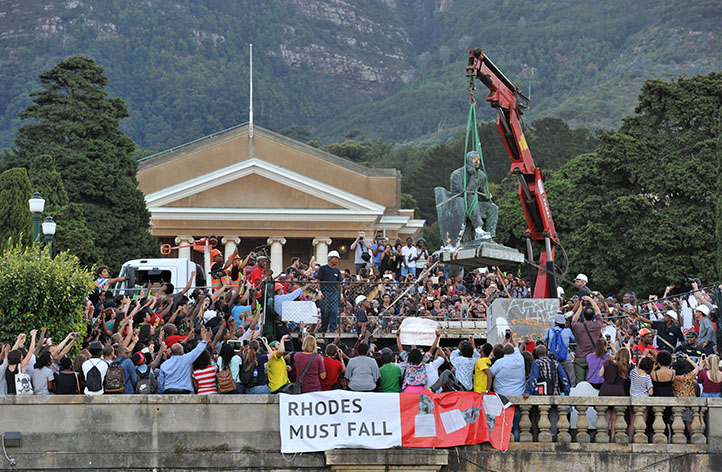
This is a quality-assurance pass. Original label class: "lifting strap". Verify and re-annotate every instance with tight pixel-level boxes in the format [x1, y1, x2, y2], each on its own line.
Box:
[463, 102, 491, 220]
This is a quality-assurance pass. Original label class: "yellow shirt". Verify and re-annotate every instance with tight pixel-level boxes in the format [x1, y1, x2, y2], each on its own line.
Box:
[473, 357, 492, 393]
[267, 351, 289, 392]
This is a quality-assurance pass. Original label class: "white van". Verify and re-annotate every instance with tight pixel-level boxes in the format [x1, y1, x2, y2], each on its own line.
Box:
[113, 258, 204, 296]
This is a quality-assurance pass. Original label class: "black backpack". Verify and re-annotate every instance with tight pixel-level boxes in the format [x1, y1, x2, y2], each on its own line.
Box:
[135, 367, 157, 394]
[240, 361, 257, 388]
[86, 360, 104, 392]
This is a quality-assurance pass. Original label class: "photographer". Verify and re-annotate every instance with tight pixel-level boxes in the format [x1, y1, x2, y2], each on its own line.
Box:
[350, 231, 373, 275]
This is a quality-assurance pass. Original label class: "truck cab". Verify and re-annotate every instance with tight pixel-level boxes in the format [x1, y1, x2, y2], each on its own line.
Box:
[114, 258, 202, 296]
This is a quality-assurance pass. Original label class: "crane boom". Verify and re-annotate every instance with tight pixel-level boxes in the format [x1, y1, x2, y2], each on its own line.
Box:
[465, 49, 558, 298]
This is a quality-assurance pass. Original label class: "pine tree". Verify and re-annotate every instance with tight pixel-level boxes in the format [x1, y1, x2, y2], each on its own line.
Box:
[0, 168, 32, 248]
[12, 56, 158, 269]
[29, 154, 69, 211]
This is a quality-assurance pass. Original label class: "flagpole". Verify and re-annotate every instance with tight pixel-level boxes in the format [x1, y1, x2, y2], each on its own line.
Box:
[249, 43, 254, 138]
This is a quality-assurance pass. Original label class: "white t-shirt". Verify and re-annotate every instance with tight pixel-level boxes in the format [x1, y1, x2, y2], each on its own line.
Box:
[32, 366, 55, 395]
[82, 358, 109, 395]
[401, 245, 418, 269]
[425, 357, 446, 393]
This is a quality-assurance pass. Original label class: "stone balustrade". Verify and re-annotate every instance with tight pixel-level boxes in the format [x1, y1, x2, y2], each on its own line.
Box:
[507, 396, 717, 450]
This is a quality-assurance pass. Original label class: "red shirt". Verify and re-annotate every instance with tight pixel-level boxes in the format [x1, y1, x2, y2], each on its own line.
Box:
[321, 357, 344, 391]
[192, 365, 218, 394]
[165, 334, 187, 347]
[249, 266, 265, 288]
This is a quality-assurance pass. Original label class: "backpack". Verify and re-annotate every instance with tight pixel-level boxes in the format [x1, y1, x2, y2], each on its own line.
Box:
[548, 327, 569, 362]
[86, 360, 104, 392]
[240, 361, 257, 389]
[104, 360, 126, 393]
[135, 367, 157, 394]
[217, 366, 237, 394]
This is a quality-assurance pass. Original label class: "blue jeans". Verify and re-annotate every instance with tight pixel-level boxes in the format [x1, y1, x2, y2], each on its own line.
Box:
[245, 384, 270, 394]
[355, 263, 366, 274]
[320, 290, 339, 332]
[701, 391, 721, 398]
[512, 406, 521, 441]
[235, 382, 245, 394]
[401, 266, 415, 278]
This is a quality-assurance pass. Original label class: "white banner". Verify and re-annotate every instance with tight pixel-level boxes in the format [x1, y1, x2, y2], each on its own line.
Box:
[398, 317, 438, 346]
[279, 391, 401, 453]
[281, 300, 319, 323]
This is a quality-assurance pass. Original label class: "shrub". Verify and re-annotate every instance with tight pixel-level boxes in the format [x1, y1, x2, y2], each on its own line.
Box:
[0, 242, 94, 345]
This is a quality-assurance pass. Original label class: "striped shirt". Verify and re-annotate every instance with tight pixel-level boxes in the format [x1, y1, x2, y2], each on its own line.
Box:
[192, 365, 218, 395]
[629, 368, 653, 397]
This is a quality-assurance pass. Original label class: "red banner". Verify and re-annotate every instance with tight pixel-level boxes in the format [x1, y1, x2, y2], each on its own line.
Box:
[399, 391, 514, 450]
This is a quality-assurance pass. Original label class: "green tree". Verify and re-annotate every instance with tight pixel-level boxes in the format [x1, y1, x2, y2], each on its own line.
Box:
[0, 168, 32, 248]
[496, 73, 722, 296]
[11, 56, 158, 270]
[52, 203, 102, 269]
[29, 154, 69, 212]
[0, 242, 94, 345]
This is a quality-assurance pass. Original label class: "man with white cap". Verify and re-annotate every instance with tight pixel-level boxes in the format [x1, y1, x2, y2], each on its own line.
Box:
[354, 295, 372, 336]
[544, 312, 575, 386]
[316, 250, 343, 333]
[574, 273, 592, 299]
[636, 309, 684, 352]
[695, 305, 716, 354]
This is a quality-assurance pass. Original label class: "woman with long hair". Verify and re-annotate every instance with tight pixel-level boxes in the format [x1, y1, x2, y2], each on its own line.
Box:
[1, 330, 37, 395]
[192, 349, 218, 395]
[599, 347, 631, 440]
[586, 337, 614, 390]
[697, 354, 722, 398]
[218, 342, 243, 394]
[242, 340, 271, 394]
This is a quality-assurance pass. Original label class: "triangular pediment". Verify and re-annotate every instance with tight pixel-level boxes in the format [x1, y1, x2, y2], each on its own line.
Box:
[145, 157, 385, 213]
[166, 173, 344, 209]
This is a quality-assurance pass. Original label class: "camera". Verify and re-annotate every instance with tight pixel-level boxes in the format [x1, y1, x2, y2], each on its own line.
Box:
[605, 334, 611, 341]
[505, 329, 512, 339]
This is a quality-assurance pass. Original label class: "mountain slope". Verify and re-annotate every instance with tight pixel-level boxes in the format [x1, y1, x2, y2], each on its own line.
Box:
[0, 0, 719, 152]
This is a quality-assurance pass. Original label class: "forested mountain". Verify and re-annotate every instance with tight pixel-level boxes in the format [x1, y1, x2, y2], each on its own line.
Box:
[1, 0, 720, 153]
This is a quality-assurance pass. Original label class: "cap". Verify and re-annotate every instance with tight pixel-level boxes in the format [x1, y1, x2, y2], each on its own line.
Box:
[638, 327, 652, 337]
[274, 283, 285, 293]
[554, 313, 566, 325]
[256, 255, 268, 261]
[575, 274, 588, 283]
[381, 347, 393, 354]
[210, 249, 222, 258]
[269, 341, 278, 348]
[88, 341, 103, 352]
[695, 305, 710, 316]
[132, 352, 145, 366]
[665, 310, 678, 321]
[685, 330, 698, 337]
[327, 250, 340, 259]
[355, 294, 367, 306]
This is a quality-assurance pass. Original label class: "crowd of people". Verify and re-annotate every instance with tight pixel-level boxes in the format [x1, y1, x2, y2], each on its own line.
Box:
[1, 232, 720, 442]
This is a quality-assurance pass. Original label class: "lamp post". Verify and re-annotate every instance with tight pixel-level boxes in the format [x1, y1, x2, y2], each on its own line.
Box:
[28, 191, 46, 245]
[42, 216, 56, 258]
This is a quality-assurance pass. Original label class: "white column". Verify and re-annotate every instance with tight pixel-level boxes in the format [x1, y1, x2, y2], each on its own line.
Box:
[174, 236, 194, 261]
[312, 237, 332, 266]
[267, 237, 287, 277]
[221, 236, 241, 261]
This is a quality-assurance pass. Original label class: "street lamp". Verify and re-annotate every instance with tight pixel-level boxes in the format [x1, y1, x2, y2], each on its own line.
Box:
[28, 191, 45, 244]
[42, 216, 56, 257]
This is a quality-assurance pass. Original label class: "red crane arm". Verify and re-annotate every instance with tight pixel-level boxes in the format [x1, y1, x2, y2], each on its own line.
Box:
[465, 49, 558, 298]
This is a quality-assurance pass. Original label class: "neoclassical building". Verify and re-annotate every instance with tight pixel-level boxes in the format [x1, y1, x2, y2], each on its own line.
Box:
[137, 124, 424, 274]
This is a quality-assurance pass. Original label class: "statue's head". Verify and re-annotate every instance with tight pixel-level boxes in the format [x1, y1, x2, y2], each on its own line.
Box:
[466, 151, 481, 170]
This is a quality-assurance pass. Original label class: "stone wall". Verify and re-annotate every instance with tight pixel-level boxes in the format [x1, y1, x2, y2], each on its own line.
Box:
[0, 395, 720, 471]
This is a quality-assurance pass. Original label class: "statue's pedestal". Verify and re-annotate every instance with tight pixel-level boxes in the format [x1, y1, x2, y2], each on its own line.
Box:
[434, 241, 524, 269]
